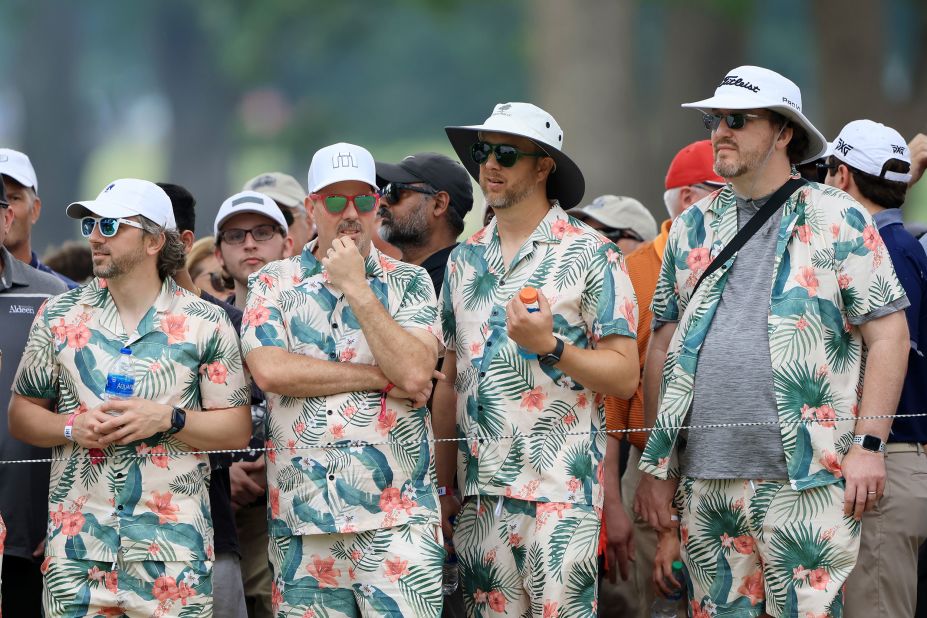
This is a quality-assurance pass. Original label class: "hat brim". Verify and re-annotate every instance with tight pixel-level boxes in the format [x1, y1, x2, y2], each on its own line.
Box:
[682, 97, 828, 164]
[66, 200, 138, 221]
[445, 125, 586, 209]
[374, 161, 423, 186]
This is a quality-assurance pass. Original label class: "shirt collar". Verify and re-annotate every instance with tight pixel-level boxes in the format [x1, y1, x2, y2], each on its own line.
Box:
[469, 201, 567, 248]
[872, 208, 903, 229]
[80, 276, 179, 340]
[300, 239, 385, 281]
[0, 246, 33, 289]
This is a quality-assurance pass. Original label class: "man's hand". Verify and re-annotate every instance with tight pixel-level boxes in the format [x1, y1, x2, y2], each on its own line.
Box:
[439, 493, 462, 553]
[71, 410, 112, 449]
[841, 446, 886, 520]
[909, 133, 927, 187]
[322, 236, 367, 294]
[506, 290, 556, 356]
[634, 474, 679, 532]
[653, 529, 683, 598]
[603, 496, 635, 583]
[94, 399, 171, 445]
[391, 370, 444, 408]
[230, 460, 266, 509]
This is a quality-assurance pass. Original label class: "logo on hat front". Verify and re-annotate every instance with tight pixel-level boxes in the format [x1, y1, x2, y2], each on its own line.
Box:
[892, 145, 907, 155]
[105, 183, 116, 192]
[835, 138, 854, 156]
[332, 152, 359, 169]
[720, 75, 760, 93]
[494, 104, 512, 116]
[251, 174, 277, 189]
[781, 96, 800, 111]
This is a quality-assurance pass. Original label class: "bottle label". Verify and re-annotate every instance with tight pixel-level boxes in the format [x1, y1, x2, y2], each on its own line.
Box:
[105, 375, 135, 398]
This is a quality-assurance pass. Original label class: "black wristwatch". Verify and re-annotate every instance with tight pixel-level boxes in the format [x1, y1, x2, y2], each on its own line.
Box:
[539, 337, 565, 366]
[853, 434, 885, 453]
[167, 406, 187, 435]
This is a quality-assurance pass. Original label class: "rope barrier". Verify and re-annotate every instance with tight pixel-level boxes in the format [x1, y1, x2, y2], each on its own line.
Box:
[1, 413, 923, 465]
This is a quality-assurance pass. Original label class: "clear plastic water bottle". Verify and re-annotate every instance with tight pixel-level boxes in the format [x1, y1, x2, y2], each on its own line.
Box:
[104, 347, 135, 409]
[651, 560, 685, 617]
[517, 287, 540, 359]
[442, 549, 459, 596]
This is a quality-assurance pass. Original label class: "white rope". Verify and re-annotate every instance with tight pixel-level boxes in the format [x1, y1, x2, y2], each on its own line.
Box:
[1, 413, 922, 465]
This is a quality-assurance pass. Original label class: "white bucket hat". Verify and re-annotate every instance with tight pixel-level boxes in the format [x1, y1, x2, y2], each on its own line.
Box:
[682, 65, 827, 164]
[445, 102, 586, 209]
[66, 179, 176, 229]
[825, 119, 912, 184]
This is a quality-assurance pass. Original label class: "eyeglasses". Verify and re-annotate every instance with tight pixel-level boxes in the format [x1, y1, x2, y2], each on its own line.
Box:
[702, 112, 767, 132]
[379, 182, 437, 206]
[815, 160, 841, 181]
[310, 193, 378, 214]
[218, 224, 283, 245]
[193, 270, 230, 292]
[80, 217, 145, 238]
[470, 141, 546, 168]
[604, 228, 644, 243]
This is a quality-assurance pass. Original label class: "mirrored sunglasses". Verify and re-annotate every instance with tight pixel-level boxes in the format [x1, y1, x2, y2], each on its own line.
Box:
[311, 193, 378, 214]
[80, 217, 145, 238]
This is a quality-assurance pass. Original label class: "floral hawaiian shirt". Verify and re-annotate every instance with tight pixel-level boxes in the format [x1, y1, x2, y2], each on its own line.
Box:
[12, 277, 250, 563]
[639, 180, 908, 491]
[239, 241, 444, 537]
[440, 204, 638, 508]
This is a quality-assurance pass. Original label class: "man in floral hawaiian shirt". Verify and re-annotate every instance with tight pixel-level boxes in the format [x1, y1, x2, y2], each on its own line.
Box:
[9, 178, 251, 617]
[634, 66, 910, 617]
[241, 143, 445, 617]
[434, 102, 639, 617]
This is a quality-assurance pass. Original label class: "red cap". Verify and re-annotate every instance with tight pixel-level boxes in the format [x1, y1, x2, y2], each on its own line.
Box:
[664, 140, 725, 190]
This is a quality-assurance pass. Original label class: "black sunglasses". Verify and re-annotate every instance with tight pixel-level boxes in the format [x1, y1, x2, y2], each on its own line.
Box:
[379, 182, 437, 206]
[218, 224, 283, 245]
[815, 160, 841, 182]
[702, 112, 767, 132]
[470, 141, 546, 168]
[604, 228, 644, 243]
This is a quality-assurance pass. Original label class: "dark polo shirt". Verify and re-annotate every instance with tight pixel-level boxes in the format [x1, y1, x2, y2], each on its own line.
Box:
[0, 247, 67, 560]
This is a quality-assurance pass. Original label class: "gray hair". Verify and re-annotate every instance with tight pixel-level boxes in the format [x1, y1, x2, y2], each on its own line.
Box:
[139, 217, 186, 280]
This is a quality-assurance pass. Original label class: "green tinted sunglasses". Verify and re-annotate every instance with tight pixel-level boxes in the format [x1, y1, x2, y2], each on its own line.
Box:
[310, 193, 378, 214]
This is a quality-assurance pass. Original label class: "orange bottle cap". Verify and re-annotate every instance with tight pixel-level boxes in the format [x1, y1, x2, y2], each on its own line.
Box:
[519, 287, 539, 304]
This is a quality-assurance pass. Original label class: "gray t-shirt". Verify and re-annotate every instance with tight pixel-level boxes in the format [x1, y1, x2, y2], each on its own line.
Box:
[0, 247, 68, 559]
[679, 193, 790, 480]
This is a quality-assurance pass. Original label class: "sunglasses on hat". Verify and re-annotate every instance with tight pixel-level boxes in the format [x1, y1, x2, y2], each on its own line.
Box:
[310, 193, 378, 214]
[702, 112, 767, 132]
[379, 182, 437, 206]
[470, 141, 546, 168]
[80, 216, 145, 238]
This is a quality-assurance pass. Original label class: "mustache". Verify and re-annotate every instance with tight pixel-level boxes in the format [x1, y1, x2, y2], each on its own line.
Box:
[337, 222, 363, 234]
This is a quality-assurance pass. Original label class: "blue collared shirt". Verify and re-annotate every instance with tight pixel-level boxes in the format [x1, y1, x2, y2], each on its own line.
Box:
[30, 251, 79, 289]
[874, 208, 927, 442]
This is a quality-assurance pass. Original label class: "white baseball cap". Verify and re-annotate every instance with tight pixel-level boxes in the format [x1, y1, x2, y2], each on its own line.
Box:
[445, 102, 586, 209]
[67, 179, 176, 229]
[214, 190, 289, 237]
[825, 119, 912, 184]
[681, 65, 827, 164]
[0, 148, 38, 192]
[307, 143, 378, 194]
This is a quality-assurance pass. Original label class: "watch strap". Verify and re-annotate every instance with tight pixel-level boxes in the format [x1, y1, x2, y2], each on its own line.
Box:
[539, 337, 565, 366]
[853, 434, 886, 453]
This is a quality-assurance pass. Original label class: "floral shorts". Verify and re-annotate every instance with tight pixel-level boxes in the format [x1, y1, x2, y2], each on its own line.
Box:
[268, 522, 444, 617]
[677, 478, 859, 618]
[454, 496, 600, 617]
[41, 556, 212, 617]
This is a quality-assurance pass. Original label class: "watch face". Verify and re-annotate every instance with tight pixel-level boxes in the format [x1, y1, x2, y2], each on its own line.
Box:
[862, 435, 882, 451]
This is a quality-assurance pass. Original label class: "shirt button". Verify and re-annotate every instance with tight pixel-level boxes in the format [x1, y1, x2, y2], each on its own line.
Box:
[329, 352, 337, 359]
[486, 341, 492, 347]
[327, 409, 333, 416]
[332, 323, 339, 329]
[477, 405, 483, 412]
[499, 279, 506, 286]
[115, 472, 124, 478]
[117, 505, 124, 511]
[479, 372, 485, 378]
[328, 474, 335, 481]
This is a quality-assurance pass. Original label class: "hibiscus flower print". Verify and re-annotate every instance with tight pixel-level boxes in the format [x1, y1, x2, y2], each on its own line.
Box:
[160, 313, 188, 344]
[819, 451, 842, 477]
[520, 386, 546, 412]
[150, 444, 169, 469]
[205, 361, 228, 384]
[795, 266, 819, 297]
[685, 247, 711, 277]
[862, 225, 883, 252]
[794, 224, 812, 243]
[620, 297, 637, 332]
[243, 305, 270, 328]
[65, 322, 91, 349]
[737, 570, 764, 605]
[145, 491, 180, 524]
[152, 575, 179, 602]
[383, 557, 410, 583]
[306, 555, 340, 588]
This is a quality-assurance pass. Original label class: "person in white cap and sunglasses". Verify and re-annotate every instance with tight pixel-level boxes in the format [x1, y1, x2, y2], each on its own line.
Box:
[434, 103, 639, 616]
[820, 119, 927, 618]
[634, 66, 910, 617]
[0, 148, 78, 288]
[8, 178, 252, 616]
[241, 143, 446, 616]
